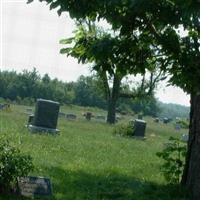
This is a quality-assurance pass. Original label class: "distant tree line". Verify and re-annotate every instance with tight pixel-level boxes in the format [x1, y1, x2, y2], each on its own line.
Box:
[158, 102, 190, 119]
[0, 69, 189, 118]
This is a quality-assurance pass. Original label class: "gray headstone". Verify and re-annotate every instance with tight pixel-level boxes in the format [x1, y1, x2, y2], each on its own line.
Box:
[33, 99, 60, 129]
[154, 118, 159, 123]
[17, 176, 53, 198]
[66, 114, 77, 120]
[175, 123, 181, 130]
[134, 119, 146, 137]
[181, 134, 189, 142]
[163, 117, 169, 124]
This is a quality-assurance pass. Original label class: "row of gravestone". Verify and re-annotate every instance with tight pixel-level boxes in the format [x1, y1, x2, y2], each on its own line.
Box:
[22, 99, 189, 198]
[153, 117, 187, 131]
[153, 117, 173, 124]
[0, 103, 11, 111]
[27, 99, 147, 136]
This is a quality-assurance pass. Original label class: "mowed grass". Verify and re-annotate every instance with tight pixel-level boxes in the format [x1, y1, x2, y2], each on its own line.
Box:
[0, 105, 190, 200]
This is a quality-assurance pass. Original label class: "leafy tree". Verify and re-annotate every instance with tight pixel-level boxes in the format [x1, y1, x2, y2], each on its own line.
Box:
[73, 75, 106, 108]
[60, 23, 160, 123]
[30, 0, 200, 197]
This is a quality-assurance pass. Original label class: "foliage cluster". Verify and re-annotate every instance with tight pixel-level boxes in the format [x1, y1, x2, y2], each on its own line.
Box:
[0, 136, 34, 192]
[113, 123, 133, 137]
[176, 120, 189, 129]
[158, 102, 190, 119]
[0, 69, 74, 104]
[0, 70, 162, 116]
[156, 137, 187, 184]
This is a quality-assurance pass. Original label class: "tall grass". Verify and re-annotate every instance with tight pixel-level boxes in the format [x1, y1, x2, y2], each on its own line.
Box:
[0, 105, 190, 200]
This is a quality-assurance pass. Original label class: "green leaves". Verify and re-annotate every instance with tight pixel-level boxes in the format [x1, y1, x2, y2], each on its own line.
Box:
[0, 135, 34, 189]
[27, 0, 34, 3]
[60, 48, 71, 54]
[156, 137, 187, 184]
[59, 37, 74, 44]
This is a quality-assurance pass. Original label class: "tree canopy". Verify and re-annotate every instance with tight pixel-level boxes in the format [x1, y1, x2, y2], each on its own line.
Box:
[28, 0, 200, 198]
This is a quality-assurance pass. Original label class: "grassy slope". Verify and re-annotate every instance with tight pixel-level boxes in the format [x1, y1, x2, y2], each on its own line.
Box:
[0, 105, 190, 200]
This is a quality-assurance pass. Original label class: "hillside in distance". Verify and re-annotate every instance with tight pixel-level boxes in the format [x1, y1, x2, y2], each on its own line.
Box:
[157, 101, 190, 119]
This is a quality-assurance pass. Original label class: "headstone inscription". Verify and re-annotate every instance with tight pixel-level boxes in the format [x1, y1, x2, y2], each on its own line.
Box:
[17, 176, 52, 198]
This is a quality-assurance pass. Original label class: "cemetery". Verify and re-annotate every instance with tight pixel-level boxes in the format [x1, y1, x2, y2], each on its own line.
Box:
[0, 103, 189, 200]
[2, 0, 198, 199]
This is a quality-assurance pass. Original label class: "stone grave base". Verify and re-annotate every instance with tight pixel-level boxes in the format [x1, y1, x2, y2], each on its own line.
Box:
[28, 124, 59, 134]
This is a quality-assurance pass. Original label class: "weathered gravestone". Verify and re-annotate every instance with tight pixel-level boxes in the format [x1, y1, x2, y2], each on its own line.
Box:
[133, 119, 146, 138]
[181, 134, 189, 142]
[28, 99, 60, 133]
[66, 113, 77, 120]
[17, 176, 52, 198]
[84, 112, 92, 121]
[175, 123, 181, 130]
[0, 103, 11, 111]
[163, 117, 170, 124]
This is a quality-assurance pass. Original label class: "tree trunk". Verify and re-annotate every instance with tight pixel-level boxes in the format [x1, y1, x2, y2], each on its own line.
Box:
[181, 92, 200, 199]
[107, 97, 117, 124]
[106, 74, 121, 124]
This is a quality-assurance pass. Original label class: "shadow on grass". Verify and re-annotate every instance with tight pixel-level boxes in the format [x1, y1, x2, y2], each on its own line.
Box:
[0, 167, 190, 200]
[46, 167, 191, 200]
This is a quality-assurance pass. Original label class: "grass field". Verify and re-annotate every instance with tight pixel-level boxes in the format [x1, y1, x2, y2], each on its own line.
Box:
[0, 104, 190, 200]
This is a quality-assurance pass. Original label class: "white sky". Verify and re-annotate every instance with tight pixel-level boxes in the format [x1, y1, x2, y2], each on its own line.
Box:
[1, 0, 190, 106]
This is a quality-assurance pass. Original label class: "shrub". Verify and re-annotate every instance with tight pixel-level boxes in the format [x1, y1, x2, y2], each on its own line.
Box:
[113, 123, 133, 137]
[156, 137, 187, 184]
[177, 120, 189, 129]
[0, 136, 34, 192]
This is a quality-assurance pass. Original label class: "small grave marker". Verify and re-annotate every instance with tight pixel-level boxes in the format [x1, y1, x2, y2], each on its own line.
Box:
[163, 117, 170, 124]
[17, 176, 53, 198]
[84, 112, 93, 120]
[181, 134, 189, 142]
[154, 118, 159, 123]
[66, 114, 77, 120]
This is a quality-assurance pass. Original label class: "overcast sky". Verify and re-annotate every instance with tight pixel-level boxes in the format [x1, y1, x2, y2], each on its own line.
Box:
[1, 0, 190, 106]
